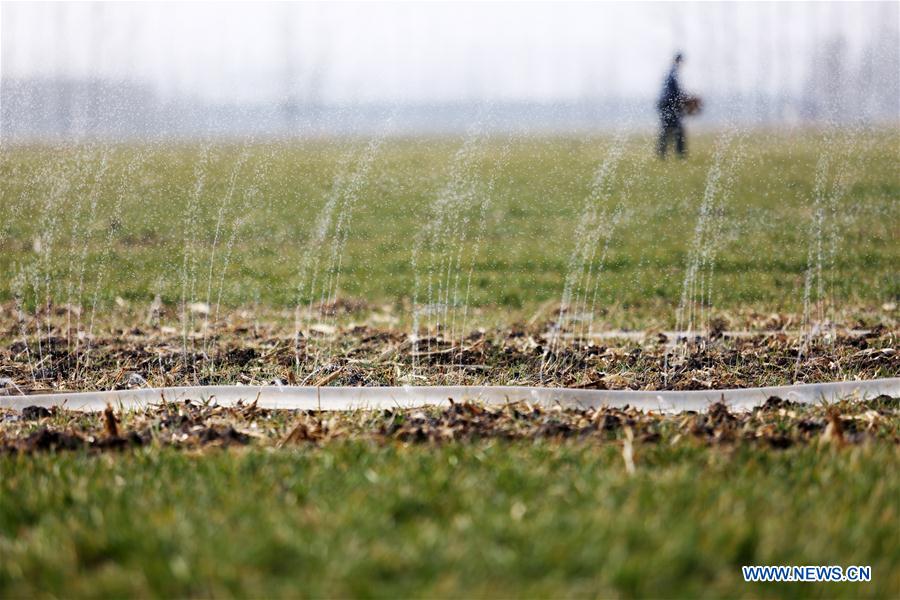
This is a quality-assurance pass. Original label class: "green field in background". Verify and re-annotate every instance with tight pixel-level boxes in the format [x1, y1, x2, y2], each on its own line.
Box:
[1, 131, 897, 325]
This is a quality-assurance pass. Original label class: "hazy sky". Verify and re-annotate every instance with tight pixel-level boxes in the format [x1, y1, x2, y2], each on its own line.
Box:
[2, 1, 897, 104]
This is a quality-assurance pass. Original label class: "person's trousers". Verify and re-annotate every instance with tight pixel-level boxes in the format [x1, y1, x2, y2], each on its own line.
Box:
[657, 119, 685, 157]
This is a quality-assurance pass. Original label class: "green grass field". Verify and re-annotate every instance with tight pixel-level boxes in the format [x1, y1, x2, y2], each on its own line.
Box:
[2, 436, 898, 597]
[1, 130, 897, 324]
[3, 392, 900, 598]
[1, 130, 898, 598]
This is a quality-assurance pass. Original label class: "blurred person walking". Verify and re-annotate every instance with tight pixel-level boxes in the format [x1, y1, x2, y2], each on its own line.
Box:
[657, 53, 687, 158]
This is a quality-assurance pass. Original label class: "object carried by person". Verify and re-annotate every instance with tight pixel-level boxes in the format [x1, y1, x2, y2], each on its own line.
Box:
[681, 94, 703, 116]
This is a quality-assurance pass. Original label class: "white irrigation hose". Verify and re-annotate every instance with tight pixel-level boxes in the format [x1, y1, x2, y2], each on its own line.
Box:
[551, 329, 873, 342]
[2, 379, 898, 414]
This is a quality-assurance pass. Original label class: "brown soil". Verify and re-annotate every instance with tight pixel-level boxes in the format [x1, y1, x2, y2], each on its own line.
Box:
[2, 394, 897, 454]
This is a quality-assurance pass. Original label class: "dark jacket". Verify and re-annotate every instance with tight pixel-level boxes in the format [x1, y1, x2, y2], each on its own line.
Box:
[657, 66, 683, 122]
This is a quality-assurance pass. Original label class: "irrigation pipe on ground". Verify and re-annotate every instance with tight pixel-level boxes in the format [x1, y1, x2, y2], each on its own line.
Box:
[2, 379, 898, 414]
